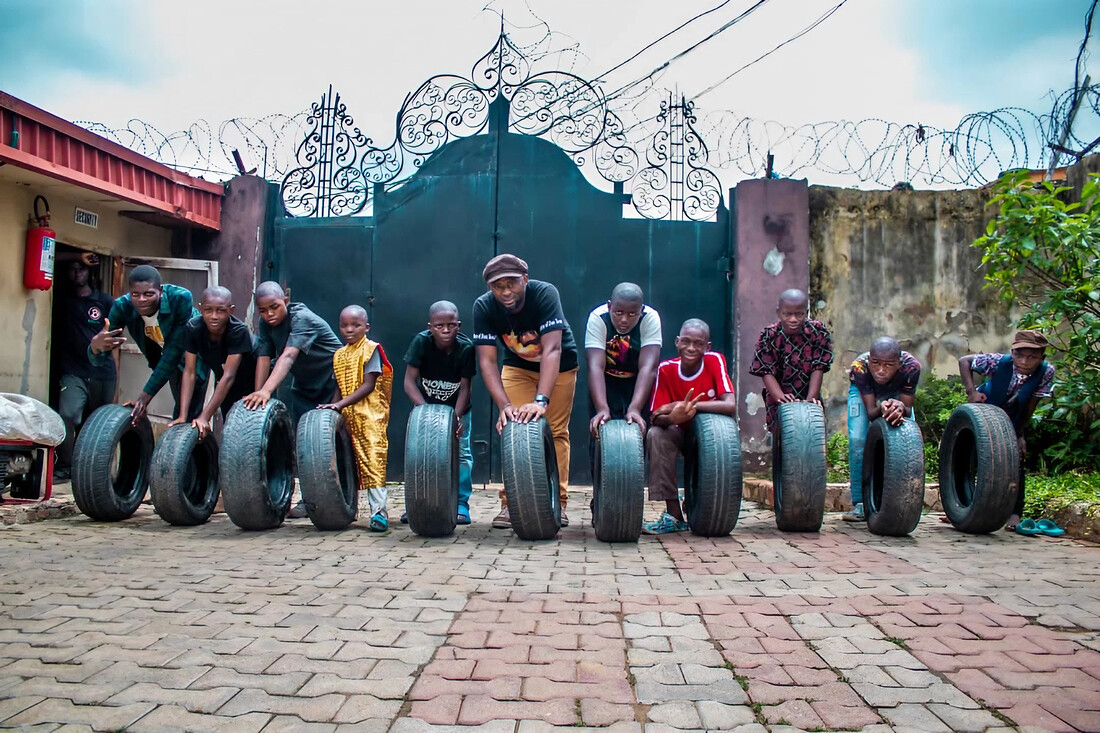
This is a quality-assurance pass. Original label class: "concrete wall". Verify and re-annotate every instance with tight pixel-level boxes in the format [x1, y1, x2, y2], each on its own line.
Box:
[0, 177, 173, 401]
[733, 179, 811, 462]
[808, 185, 1013, 429]
[187, 174, 272, 327]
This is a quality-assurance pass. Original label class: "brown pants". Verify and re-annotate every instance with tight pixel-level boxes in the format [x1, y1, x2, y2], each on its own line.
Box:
[499, 365, 577, 508]
[646, 424, 687, 502]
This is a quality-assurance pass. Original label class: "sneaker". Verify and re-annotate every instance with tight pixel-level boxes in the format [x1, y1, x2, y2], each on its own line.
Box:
[491, 507, 511, 529]
[457, 506, 471, 525]
[560, 509, 569, 528]
[842, 503, 865, 522]
[288, 501, 308, 519]
[641, 512, 689, 535]
[369, 510, 388, 532]
[400, 511, 409, 524]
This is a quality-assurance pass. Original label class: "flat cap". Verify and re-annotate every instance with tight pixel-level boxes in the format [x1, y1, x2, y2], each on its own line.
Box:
[1011, 329, 1049, 350]
[483, 254, 529, 283]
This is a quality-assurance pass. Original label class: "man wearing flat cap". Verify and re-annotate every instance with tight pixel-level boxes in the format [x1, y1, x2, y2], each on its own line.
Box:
[473, 254, 579, 530]
[959, 329, 1055, 532]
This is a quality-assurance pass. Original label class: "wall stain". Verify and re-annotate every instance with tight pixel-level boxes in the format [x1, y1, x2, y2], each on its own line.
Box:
[20, 298, 36, 396]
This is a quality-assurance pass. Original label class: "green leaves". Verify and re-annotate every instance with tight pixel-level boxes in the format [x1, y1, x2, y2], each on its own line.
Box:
[974, 171, 1100, 472]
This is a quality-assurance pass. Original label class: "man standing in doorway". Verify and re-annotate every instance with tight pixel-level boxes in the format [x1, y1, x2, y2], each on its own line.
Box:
[473, 254, 579, 530]
[53, 259, 116, 481]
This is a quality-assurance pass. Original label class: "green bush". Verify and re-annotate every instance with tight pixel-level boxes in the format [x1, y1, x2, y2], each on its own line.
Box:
[974, 170, 1100, 472]
[826, 431, 849, 483]
[912, 372, 968, 478]
[1023, 471, 1100, 519]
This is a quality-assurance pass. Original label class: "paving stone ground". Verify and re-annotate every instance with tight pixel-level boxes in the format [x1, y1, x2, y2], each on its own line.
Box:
[0, 482, 1098, 732]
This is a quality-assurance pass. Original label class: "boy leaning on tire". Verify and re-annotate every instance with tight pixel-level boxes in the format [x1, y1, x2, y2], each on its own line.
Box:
[843, 337, 922, 522]
[401, 301, 477, 525]
[748, 289, 833, 433]
[958, 330, 1054, 533]
[643, 319, 737, 534]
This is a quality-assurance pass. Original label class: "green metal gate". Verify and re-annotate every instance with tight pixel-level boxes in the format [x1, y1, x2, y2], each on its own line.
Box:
[271, 34, 731, 484]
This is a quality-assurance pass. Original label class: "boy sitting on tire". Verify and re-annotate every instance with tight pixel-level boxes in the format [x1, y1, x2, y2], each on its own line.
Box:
[169, 286, 257, 440]
[748, 289, 833, 433]
[843, 337, 921, 521]
[958, 330, 1054, 532]
[89, 265, 209, 424]
[401, 301, 477, 525]
[643, 319, 737, 534]
[319, 305, 394, 532]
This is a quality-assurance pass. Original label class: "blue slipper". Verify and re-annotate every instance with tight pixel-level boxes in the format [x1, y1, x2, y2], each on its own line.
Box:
[457, 509, 471, 525]
[369, 511, 388, 532]
[1036, 518, 1065, 537]
[1014, 518, 1040, 536]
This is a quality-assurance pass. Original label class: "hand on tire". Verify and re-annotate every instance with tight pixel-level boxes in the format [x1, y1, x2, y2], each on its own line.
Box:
[590, 408, 612, 438]
[191, 417, 212, 440]
[513, 402, 546, 425]
[125, 392, 153, 425]
[967, 389, 987, 404]
[243, 390, 271, 410]
[496, 404, 518, 434]
[625, 409, 647, 435]
[881, 399, 905, 426]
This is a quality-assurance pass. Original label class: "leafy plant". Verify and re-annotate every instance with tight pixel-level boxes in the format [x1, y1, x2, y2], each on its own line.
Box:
[974, 170, 1100, 472]
[826, 431, 849, 483]
[912, 372, 968, 478]
[1022, 471, 1100, 519]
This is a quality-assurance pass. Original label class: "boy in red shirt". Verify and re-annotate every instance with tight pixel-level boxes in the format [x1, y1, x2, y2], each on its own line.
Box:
[644, 319, 737, 534]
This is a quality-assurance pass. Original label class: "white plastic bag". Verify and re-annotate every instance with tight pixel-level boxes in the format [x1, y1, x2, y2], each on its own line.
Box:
[0, 393, 67, 446]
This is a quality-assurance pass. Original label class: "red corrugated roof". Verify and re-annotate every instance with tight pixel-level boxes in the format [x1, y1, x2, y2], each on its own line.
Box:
[0, 91, 222, 231]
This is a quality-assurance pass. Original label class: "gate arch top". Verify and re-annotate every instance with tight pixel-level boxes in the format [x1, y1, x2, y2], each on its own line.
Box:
[280, 31, 723, 222]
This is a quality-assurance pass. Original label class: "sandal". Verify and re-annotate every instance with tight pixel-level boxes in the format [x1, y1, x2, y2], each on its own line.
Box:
[1014, 518, 1040, 536]
[1036, 518, 1065, 537]
[369, 511, 388, 532]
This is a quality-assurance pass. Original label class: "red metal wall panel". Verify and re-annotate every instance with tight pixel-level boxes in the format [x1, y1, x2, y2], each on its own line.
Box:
[0, 91, 222, 231]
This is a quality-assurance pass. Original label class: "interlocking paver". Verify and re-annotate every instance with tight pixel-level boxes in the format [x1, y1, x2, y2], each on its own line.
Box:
[1, 490, 1098, 730]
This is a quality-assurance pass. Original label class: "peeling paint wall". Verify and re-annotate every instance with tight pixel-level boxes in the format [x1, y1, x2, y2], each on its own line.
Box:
[734, 178, 811, 463]
[808, 185, 1012, 431]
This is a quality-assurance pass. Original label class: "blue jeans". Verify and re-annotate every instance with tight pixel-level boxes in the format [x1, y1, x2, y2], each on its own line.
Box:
[848, 385, 917, 504]
[458, 416, 473, 514]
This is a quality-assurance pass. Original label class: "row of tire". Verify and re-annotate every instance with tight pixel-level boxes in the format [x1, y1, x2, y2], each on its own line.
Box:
[69, 397, 1021, 540]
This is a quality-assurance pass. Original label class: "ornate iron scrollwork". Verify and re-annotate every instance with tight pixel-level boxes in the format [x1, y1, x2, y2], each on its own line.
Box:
[281, 33, 723, 220]
[281, 87, 369, 217]
[633, 96, 722, 221]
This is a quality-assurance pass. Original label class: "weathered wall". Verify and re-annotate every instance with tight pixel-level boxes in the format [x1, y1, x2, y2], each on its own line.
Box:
[733, 179, 810, 461]
[188, 174, 272, 326]
[809, 185, 1013, 429]
[0, 177, 173, 400]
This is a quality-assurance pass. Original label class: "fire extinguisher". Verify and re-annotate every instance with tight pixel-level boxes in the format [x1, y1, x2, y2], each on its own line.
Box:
[24, 195, 55, 291]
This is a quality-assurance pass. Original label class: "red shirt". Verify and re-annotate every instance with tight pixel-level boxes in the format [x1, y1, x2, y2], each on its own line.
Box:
[650, 352, 735, 413]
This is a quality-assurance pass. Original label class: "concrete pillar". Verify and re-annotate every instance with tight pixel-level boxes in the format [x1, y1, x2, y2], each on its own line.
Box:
[195, 175, 274, 328]
[733, 178, 810, 467]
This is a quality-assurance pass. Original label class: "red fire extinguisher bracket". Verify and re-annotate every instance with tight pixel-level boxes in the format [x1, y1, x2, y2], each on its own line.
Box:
[24, 195, 55, 291]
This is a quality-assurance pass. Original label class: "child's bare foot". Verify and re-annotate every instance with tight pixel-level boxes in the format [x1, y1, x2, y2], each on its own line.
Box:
[1004, 514, 1021, 531]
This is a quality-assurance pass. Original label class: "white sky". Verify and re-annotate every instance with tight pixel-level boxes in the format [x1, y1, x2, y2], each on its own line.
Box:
[0, 0, 1094, 190]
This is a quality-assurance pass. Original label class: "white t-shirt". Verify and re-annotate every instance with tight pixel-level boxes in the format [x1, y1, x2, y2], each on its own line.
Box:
[584, 304, 663, 350]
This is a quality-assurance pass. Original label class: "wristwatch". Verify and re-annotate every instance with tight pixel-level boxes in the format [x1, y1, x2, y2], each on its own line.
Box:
[534, 394, 550, 407]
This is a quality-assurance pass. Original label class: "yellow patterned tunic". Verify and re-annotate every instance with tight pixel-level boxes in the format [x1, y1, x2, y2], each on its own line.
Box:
[333, 337, 393, 489]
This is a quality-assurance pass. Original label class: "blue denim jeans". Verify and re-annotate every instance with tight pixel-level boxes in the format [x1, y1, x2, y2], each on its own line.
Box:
[848, 385, 917, 504]
[458, 416, 473, 514]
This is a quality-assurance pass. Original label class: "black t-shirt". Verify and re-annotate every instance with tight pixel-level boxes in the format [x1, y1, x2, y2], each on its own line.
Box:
[404, 331, 477, 408]
[256, 302, 341, 396]
[186, 315, 257, 406]
[472, 280, 578, 372]
[61, 290, 116, 380]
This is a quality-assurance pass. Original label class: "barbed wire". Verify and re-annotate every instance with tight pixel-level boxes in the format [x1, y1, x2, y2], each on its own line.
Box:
[74, 80, 1100, 190]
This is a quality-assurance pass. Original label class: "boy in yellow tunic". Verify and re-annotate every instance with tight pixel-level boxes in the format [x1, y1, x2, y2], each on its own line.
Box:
[319, 305, 393, 531]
